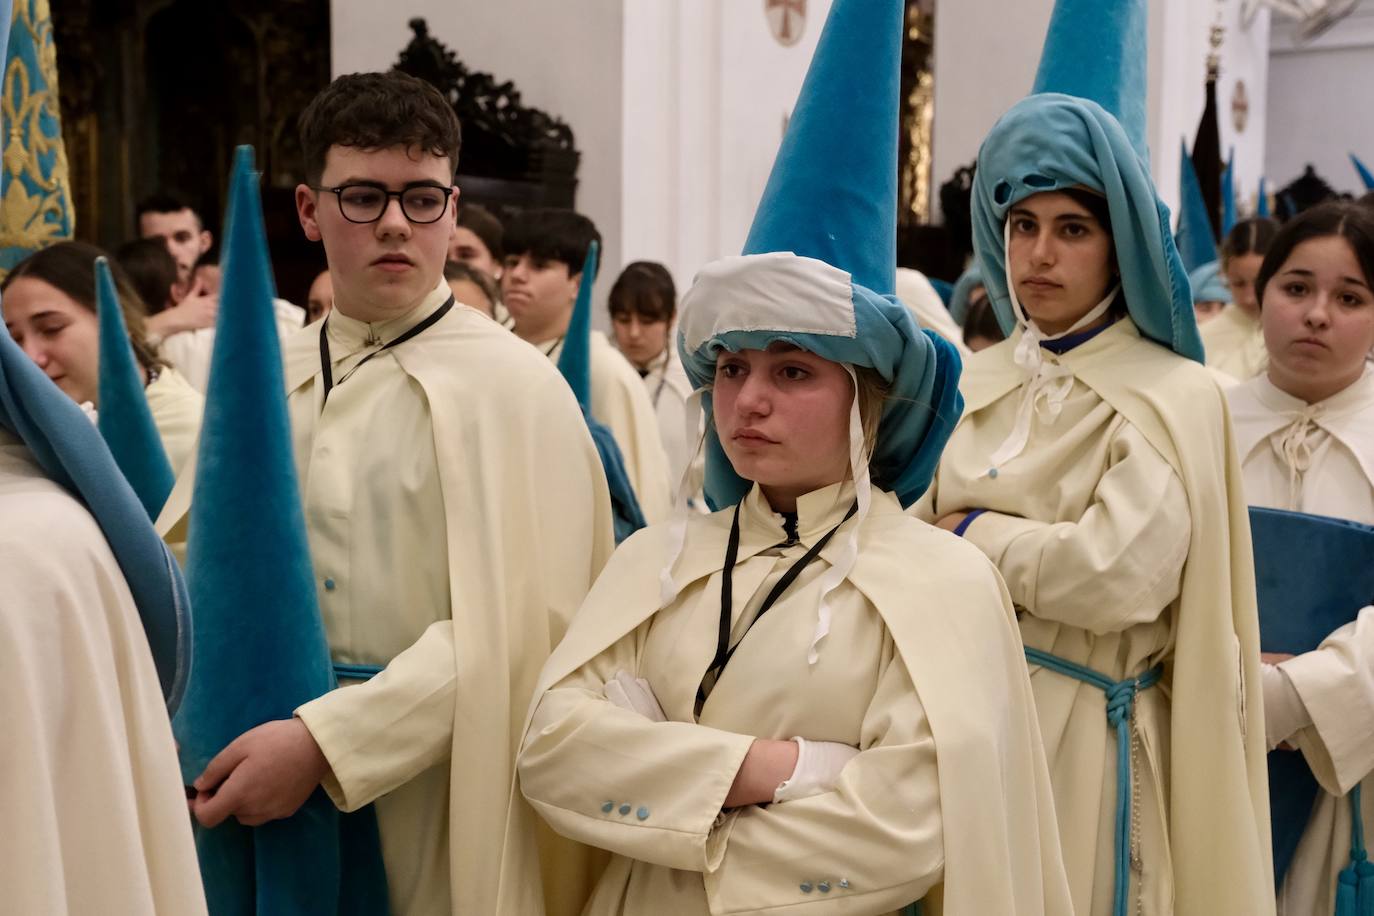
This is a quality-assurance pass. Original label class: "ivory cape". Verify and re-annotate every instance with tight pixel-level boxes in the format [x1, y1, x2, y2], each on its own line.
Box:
[520, 482, 1072, 916]
[0, 433, 207, 915]
[545, 331, 674, 523]
[1201, 304, 1267, 383]
[1230, 368, 1374, 915]
[895, 267, 969, 356]
[158, 285, 616, 915]
[158, 298, 306, 392]
[918, 318, 1273, 916]
[144, 364, 202, 476]
[636, 341, 700, 494]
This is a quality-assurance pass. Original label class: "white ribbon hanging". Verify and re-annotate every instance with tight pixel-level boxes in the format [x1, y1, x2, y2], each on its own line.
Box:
[983, 221, 1120, 476]
[808, 364, 870, 665]
[1275, 405, 1324, 510]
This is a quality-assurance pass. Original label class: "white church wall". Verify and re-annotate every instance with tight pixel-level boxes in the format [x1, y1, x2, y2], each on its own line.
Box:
[331, 0, 625, 307]
[932, 0, 1270, 230]
[332, 0, 830, 318]
[1267, 8, 1374, 199]
[620, 0, 832, 299]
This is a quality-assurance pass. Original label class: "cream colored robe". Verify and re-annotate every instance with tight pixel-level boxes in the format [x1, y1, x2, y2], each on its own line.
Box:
[158, 298, 306, 392]
[917, 319, 1273, 916]
[0, 430, 207, 915]
[158, 282, 615, 915]
[895, 268, 969, 356]
[1230, 367, 1374, 916]
[145, 365, 203, 476]
[1201, 304, 1267, 383]
[544, 331, 674, 523]
[520, 481, 1072, 915]
[636, 342, 703, 500]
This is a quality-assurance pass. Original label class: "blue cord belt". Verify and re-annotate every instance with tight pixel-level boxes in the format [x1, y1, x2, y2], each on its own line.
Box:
[1025, 646, 1163, 916]
[1336, 783, 1373, 916]
[332, 662, 383, 682]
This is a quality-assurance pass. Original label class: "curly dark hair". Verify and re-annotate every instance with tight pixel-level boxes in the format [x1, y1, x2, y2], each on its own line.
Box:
[298, 71, 463, 185]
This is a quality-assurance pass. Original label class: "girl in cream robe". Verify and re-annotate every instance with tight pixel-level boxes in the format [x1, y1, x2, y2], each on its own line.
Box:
[1202, 218, 1281, 383]
[917, 58, 1272, 916]
[1228, 201, 1374, 916]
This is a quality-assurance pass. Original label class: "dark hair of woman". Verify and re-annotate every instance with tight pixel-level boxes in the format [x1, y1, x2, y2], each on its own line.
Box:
[608, 261, 676, 324]
[115, 237, 180, 315]
[962, 293, 1007, 348]
[2, 240, 164, 372]
[1255, 201, 1374, 308]
[1221, 217, 1280, 266]
[443, 259, 500, 305]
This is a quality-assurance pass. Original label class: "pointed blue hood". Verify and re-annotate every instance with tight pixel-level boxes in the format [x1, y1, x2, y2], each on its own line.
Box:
[174, 146, 387, 914]
[0, 318, 191, 714]
[1352, 153, 1374, 191]
[95, 256, 174, 518]
[1177, 141, 1220, 272]
[556, 241, 597, 411]
[1221, 148, 1237, 235]
[949, 265, 986, 326]
[1258, 176, 1271, 218]
[1189, 260, 1231, 305]
[557, 241, 646, 542]
[971, 0, 1204, 362]
[1032, 0, 1148, 158]
[679, 0, 962, 510]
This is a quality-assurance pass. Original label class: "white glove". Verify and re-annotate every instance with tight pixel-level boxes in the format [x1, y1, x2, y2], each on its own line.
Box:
[603, 669, 667, 722]
[79, 401, 99, 425]
[773, 736, 859, 803]
[1262, 662, 1312, 751]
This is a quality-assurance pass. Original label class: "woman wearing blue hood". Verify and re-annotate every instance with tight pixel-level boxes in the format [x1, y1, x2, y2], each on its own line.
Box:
[517, 1, 1071, 914]
[916, 2, 1272, 915]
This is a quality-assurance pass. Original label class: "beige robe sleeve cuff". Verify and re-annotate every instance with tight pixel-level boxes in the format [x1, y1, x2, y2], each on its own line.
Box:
[1283, 607, 1374, 796]
[296, 620, 457, 811]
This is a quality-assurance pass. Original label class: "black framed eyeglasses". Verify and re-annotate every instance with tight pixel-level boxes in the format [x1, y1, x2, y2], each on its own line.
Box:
[313, 182, 453, 224]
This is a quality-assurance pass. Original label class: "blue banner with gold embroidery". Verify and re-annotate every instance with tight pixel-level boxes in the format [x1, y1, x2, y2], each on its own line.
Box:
[1, 0, 73, 275]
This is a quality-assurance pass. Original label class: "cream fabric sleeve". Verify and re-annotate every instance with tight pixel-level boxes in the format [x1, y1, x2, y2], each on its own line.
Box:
[295, 620, 456, 811]
[1283, 606, 1374, 796]
[700, 647, 944, 915]
[519, 626, 756, 873]
[520, 627, 945, 913]
[962, 423, 1191, 634]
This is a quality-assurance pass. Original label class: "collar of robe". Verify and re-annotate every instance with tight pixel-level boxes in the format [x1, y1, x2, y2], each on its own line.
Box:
[318, 292, 455, 405]
[697, 485, 860, 707]
[983, 224, 1121, 476]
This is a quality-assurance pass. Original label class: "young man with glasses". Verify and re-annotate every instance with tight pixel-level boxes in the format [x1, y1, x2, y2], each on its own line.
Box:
[185, 71, 615, 916]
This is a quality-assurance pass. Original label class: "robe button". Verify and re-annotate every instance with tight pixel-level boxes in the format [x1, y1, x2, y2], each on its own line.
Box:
[818, 882, 831, 893]
[839, 879, 850, 889]
[988, 467, 1000, 479]
[800, 882, 813, 894]
[324, 578, 336, 591]
[601, 801, 614, 814]
[636, 806, 650, 821]
[618, 804, 632, 816]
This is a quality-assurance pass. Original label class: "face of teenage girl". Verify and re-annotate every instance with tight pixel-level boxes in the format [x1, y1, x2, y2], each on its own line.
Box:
[1006, 191, 1116, 336]
[1225, 253, 1265, 319]
[1262, 235, 1374, 404]
[713, 344, 854, 511]
[2, 276, 102, 405]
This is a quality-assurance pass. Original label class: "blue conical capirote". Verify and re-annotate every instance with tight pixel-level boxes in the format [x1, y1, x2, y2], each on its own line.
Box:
[1222, 148, 1237, 235]
[741, 0, 902, 295]
[1258, 176, 1271, 218]
[556, 241, 597, 411]
[1031, 0, 1148, 157]
[175, 146, 388, 915]
[1177, 140, 1219, 272]
[95, 257, 174, 518]
[1352, 154, 1374, 191]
